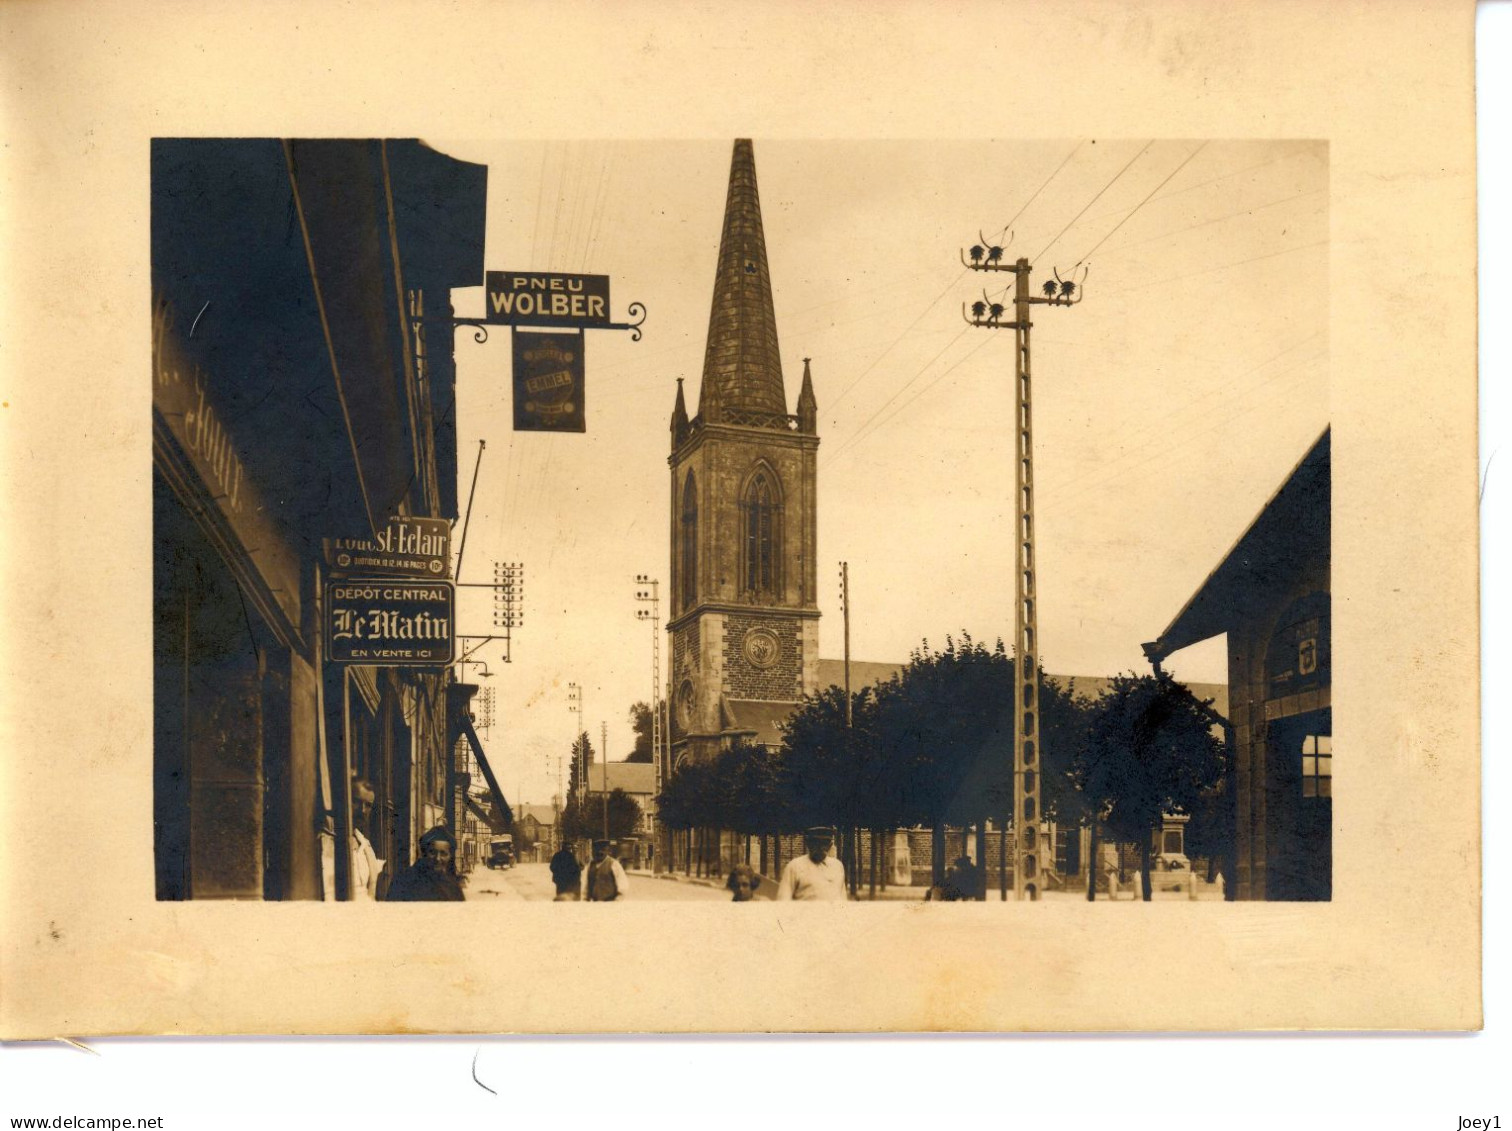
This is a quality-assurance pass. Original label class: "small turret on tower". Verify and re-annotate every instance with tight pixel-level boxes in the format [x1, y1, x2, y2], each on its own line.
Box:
[797, 357, 817, 434]
[671, 377, 689, 449]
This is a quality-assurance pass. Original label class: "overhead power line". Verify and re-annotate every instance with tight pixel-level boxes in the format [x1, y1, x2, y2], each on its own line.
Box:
[827, 144, 1087, 417]
[1035, 140, 1153, 263]
[1074, 141, 1209, 267]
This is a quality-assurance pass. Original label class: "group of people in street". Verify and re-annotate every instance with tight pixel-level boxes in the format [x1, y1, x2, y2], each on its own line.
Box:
[725, 827, 849, 901]
[547, 825, 850, 903]
[343, 822, 887, 903]
[550, 838, 630, 901]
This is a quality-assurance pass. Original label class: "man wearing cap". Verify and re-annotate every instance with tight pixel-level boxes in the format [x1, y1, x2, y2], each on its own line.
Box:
[776, 827, 849, 901]
[584, 839, 630, 902]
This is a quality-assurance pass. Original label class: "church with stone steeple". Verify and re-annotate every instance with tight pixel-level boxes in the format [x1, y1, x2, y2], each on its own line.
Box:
[667, 139, 820, 768]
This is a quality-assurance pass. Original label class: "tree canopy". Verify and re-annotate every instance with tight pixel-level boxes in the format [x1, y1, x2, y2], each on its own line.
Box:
[625, 701, 657, 763]
[562, 787, 643, 843]
[566, 731, 596, 798]
[1075, 670, 1227, 898]
[654, 632, 1095, 840]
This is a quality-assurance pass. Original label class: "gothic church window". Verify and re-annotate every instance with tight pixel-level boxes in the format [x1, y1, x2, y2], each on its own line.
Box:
[681, 472, 697, 609]
[742, 468, 781, 597]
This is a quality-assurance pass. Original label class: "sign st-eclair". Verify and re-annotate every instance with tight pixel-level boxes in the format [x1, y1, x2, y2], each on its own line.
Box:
[324, 515, 455, 664]
[326, 516, 450, 578]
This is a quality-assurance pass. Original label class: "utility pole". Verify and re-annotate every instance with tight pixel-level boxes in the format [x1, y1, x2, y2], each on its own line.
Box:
[839, 562, 852, 728]
[601, 720, 610, 842]
[634, 575, 664, 871]
[454, 439, 486, 582]
[492, 562, 524, 663]
[567, 682, 584, 818]
[839, 561, 861, 898]
[962, 240, 1085, 901]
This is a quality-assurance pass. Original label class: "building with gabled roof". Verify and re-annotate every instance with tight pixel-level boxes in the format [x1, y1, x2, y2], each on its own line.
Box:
[1144, 429, 1331, 900]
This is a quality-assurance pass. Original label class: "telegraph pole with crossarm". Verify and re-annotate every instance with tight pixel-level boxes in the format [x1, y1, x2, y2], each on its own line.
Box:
[961, 240, 1085, 900]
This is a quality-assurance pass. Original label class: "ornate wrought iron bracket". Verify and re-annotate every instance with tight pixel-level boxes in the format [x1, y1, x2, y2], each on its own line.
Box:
[422, 301, 648, 344]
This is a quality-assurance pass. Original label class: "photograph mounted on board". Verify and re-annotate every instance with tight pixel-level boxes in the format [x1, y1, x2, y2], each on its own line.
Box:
[150, 136, 1333, 909]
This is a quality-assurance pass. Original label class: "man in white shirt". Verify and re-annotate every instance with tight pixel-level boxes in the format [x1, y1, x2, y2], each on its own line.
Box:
[776, 826, 848, 901]
[584, 839, 631, 901]
[320, 777, 386, 900]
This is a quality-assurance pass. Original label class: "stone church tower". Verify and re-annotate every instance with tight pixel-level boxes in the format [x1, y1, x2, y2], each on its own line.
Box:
[667, 139, 819, 768]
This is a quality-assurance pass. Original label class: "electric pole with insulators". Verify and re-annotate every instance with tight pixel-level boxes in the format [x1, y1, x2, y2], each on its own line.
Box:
[961, 237, 1086, 901]
[634, 574, 665, 870]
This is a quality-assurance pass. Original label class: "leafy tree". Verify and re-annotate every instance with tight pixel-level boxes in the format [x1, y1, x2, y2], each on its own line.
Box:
[567, 731, 596, 798]
[1076, 671, 1227, 900]
[1183, 773, 1235, 895]
[865, 633, 1087, 833]
[560, 788, 643, 843]
[717, 739, 791, 835]
[775, 632, 1089, 895]
[625, 701, 656, 763]
[657, 757, 717, 832]
[781, 684, 877, 831]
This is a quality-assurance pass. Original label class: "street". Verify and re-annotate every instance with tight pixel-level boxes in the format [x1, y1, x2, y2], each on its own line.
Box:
[462, 861, 731, 902]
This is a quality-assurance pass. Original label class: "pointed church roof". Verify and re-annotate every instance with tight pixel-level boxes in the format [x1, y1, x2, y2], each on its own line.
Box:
[697, 139, 789, 423]
[670, 376, 689, 446]
[797, 356, 817, 434]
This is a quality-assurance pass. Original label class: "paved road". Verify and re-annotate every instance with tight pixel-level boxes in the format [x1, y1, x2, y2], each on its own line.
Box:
[463, 862, 731, 902]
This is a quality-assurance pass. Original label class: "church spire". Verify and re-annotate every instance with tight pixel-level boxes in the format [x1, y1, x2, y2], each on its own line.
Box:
[797, 357, 817, 434]
[697, 139, 789, 425]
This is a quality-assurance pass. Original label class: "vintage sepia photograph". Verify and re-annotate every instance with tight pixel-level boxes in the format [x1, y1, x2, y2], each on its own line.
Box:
[151, 137, 1329, 907]
[3, 0, 1483, 1051]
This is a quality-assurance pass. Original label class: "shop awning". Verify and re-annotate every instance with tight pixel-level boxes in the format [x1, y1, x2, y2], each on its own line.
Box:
[456, 711, 512, 832]
[463, 793, 507, 831]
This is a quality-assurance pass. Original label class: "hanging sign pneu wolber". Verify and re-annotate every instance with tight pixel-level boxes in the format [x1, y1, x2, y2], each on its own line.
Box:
[326, 578, 454, 664]
[485, 271, 611, 329]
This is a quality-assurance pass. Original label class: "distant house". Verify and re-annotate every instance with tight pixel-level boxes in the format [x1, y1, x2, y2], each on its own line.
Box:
[584, 761, 656, 835]
[513, 803, 556, 853]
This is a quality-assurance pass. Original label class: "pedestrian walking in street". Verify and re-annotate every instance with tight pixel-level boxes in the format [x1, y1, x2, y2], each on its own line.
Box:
[384, 825, 465, 901]
[584, 839, 630, 901]
[550, 840, 582, 901]
[727, 863, 760, 902]
[775, 827, 848, 901]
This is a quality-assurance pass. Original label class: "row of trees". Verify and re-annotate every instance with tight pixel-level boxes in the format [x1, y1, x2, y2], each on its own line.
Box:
[560, 789, 644, 844]
[655, 632, 1231, 900]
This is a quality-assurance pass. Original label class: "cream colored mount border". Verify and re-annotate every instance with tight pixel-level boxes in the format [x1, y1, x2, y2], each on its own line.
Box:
[0, 0, 1481, 1035]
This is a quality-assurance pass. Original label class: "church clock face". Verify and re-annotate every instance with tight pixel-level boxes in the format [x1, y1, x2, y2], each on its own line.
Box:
[675, 681, 696, 731]
[743, 627, 780, 669]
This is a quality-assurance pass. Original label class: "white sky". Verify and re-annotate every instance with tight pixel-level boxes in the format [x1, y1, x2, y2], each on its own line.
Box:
[430, 138, 1329, 808]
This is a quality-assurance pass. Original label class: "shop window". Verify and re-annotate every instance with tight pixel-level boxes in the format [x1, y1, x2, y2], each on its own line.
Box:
[1301, 733, 1332, 798]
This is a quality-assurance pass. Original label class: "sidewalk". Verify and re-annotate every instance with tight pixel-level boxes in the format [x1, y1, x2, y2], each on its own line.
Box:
[626, 868, 1224, 902]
